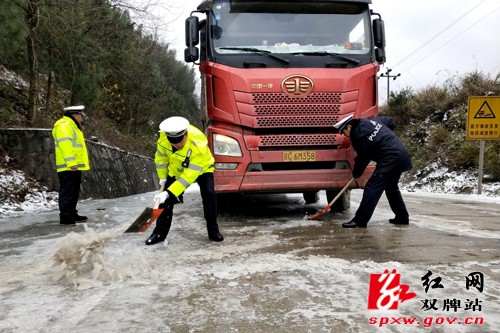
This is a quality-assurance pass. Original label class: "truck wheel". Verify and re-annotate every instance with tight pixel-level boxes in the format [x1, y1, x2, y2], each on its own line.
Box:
[217, 193, 244, 212]
[326, 189, 351, 212]
[303, 191, 319, 204]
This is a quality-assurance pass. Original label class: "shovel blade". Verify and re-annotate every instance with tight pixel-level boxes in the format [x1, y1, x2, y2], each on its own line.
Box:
[137, 208, 164, 232]
[124, 208, 154, 233]
[307, 210, 326, 220]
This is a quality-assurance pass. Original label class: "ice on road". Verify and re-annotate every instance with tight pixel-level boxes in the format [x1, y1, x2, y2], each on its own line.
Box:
[0, 186, 499, 333]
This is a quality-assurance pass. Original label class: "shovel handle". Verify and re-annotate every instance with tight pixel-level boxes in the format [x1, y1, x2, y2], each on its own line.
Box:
[153, 183, 166, 209]
[308, 178, 355, 220]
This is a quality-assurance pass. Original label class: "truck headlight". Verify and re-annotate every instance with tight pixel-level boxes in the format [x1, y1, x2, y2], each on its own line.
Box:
[213, 134, 242, 157]
[215, 162, 238, 170]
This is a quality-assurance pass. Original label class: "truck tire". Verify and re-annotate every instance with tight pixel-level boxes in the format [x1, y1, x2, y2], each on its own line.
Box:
[326, 189, 351, 212]
[217, 193, 244, 212]
[303, 191, 320, 204]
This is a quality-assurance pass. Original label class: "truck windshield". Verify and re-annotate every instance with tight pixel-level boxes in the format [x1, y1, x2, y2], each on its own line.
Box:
[210, 0, 372, 56]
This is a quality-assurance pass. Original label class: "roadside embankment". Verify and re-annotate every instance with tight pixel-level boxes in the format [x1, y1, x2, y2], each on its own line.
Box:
[0, 128, 157, 199]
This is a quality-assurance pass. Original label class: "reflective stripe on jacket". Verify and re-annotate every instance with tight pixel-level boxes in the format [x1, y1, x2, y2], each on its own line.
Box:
[52, 116, 90, 172]
[155, 124, 215, 197]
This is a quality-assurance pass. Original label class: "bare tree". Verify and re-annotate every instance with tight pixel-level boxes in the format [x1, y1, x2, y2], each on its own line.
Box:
[24, 0, 40, 124]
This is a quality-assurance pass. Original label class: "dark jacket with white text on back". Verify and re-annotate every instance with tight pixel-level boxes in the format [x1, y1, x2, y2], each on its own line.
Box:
[350, 116, 412, 178]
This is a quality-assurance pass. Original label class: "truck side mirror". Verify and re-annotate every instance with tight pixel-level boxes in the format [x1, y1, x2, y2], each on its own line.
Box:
[185, 16, 200, 63]
[185, 16, 200, 46]
[375, 48, 386, 64]
[184, 47, 199, 63]
[372, 18, 385, 49]
[372, 17, 386, 64]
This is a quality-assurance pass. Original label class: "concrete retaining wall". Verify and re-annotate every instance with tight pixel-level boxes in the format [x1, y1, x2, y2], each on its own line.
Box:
[0, 128, 157, 199]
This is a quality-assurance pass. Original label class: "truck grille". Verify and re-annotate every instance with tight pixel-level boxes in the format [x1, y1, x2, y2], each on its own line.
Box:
[235, 90, 356, 151]
[259, 133, 338, 146]
[256, 115, 339, 128]
[255, 104, 340, 115]
[252, 92, 342, 104]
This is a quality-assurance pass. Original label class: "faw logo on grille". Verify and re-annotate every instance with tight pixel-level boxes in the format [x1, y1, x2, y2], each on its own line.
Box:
[281, 75, 314, 97]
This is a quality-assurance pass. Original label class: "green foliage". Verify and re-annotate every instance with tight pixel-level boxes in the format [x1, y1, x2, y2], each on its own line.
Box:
[0, 0, 200, 156]
[447, 140, 478, 169]
[445, 71, 499, 103]
[484, 142, 500, 180]
[387, 71, 500, 182]
[0, 1, 26, 71]
[408, 86, 451, 122]
[384, 88, 414, 127]
[428, 123, 450, 147]
[385, 85, 454, 125]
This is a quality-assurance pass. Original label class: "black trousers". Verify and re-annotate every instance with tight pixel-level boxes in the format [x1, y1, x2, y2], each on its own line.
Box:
[153, 172, 219, 237]
[353, 170, 409, 226]
[57, 170, 82, 222]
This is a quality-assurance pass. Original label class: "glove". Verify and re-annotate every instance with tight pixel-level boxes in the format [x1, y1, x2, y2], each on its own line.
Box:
[154, 191, 169, 204]
[352, 163, 364, 178]
[158, 179, 166, 186]
[352, 156, 368, 179]
[352, 170, 362, 179]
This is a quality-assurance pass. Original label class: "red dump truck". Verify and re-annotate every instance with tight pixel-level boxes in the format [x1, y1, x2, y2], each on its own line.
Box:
[184, 0, 386, 211]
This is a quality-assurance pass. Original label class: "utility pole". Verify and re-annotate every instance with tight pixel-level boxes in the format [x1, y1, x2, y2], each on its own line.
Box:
[379, 68, 401, 103]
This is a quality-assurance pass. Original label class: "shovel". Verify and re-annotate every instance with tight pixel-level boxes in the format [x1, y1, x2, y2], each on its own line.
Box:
[124, 183, 165, 233]
[307, 178, 355, 220]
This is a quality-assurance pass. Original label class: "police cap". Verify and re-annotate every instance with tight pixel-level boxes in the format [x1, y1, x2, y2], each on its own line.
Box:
[63, 105, 85, 114]
[159, 116, 189, 137]
[333, 115, 354, 132]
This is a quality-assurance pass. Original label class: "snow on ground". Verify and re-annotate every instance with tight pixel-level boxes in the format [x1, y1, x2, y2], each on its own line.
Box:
[404, 161, 499, 195]
[0, 165, 58, 215]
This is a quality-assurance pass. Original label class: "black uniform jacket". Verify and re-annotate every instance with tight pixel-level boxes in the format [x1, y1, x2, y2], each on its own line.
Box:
[350, 116, 412, 178]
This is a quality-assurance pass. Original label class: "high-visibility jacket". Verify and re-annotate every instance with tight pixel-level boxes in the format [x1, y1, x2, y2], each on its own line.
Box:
[52, 116, 90, 172]
[155, 125, 215, 197]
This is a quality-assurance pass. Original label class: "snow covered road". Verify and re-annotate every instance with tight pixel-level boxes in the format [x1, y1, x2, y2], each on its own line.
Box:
[0, 187, 499, 333]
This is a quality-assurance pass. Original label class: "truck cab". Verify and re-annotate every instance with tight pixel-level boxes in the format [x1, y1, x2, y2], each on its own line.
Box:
[185, 0, 386, 211]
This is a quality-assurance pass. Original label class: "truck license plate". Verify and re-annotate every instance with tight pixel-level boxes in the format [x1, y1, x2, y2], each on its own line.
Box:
[282, 151, 316, 162]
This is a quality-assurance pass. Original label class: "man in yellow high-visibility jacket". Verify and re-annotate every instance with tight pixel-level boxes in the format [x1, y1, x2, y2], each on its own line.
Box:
[146, 116, 224, 245]
[52, 105, 90, 225]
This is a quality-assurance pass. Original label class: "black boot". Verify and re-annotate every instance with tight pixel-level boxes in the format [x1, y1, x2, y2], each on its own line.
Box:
[206, 217, 224, 242]
[145, 233, 166, 245]
[146, 206, 172, 245]
[73, 214, 88, 222]
[207, 225, 224, 242]
[342, 220, 367, 228]
[389, 217, 409, 225]
[60, 213, 75, 225]
[209, 231, 224, 242]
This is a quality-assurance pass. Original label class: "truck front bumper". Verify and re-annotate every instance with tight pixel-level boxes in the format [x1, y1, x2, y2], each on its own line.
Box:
[214, 166, 375, 193]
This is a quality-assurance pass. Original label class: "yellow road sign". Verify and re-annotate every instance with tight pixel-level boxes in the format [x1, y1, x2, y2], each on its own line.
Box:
[467, 96, 500, 140]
